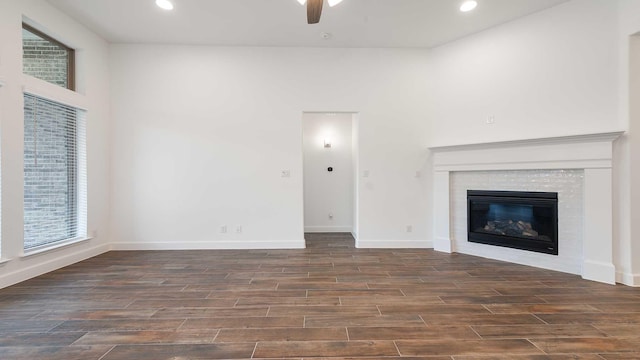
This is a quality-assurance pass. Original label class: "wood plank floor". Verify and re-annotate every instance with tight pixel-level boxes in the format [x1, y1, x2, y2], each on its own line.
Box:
[1, 233, 639, 359]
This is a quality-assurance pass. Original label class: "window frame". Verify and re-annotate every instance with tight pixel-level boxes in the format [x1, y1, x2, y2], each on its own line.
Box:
[22, 23, 76, 91]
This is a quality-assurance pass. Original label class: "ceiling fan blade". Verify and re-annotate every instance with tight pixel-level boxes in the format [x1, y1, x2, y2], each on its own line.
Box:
[307, 0, 323, 24]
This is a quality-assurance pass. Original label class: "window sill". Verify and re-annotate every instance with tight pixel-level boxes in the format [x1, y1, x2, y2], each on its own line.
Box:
[0, 258, 10, 266]
[21, 237, 93, 258]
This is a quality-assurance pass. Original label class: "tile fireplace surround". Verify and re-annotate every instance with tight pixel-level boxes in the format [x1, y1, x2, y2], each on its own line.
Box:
[430, 131, 624, 285]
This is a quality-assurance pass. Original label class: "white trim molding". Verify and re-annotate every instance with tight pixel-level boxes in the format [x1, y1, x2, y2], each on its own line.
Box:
[430, 131, 624, 285]
[356, 239, 433, 249]
[0, 243, 110, 289]
[304, 226, 353, 233]
[110, 240, 306, 251]
[616, 271, 640, 287]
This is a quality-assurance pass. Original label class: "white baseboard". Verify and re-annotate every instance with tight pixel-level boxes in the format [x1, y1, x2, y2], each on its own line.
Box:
[616, 271, 640, 287]
[0, 243, 110, 289]
[582, 260, 616, 285]
[110, 240, 306, 251]
[433, 236, 453, 253]
[355, 239, 433, 249]
[304, 226, 353, 233]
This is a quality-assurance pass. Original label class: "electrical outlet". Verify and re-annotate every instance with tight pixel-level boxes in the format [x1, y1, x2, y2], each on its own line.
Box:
[220, 225, 227, 234]
[406, 225, 413, 233]
[236, 226, 243, 234]
[486, 115, 496, 124]
[328, 213, 333, 220]
[281, 170, 291, 178]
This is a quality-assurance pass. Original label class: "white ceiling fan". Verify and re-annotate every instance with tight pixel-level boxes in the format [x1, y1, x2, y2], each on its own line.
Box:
[297, 0, 344, 24]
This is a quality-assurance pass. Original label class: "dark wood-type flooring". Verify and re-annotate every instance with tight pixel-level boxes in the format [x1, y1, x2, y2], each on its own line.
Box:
[1, 233, 640, 359]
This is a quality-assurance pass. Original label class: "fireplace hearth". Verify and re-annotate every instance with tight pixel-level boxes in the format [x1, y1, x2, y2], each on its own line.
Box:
[467, 190, 558, 255]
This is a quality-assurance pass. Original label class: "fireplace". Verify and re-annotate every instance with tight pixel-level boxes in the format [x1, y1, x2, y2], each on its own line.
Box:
[431, 132, 622, 284]
[467, 190, 558, 255]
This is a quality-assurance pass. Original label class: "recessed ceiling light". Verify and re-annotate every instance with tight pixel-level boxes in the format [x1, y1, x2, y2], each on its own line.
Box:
[156, 0, 174, 11]
[460, 0, 478, 12]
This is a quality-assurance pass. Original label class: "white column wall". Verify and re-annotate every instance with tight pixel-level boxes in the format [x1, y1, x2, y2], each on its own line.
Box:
[612, 0, 640, 285]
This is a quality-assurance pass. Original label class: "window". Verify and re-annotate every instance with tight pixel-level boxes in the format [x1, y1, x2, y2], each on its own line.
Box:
[22, 23, 75, 91]
[23, 93, 87, 250]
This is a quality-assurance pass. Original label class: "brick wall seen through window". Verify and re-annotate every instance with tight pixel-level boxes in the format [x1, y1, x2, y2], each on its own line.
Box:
[22, 24, 75, 91]
[23, 94, 86, 250]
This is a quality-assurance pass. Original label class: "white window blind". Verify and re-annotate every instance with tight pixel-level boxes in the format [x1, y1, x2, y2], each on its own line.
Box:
[23, 93, 87, 250]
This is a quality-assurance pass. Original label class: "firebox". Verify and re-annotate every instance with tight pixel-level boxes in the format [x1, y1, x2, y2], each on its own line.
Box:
[467, 190, 558, 255]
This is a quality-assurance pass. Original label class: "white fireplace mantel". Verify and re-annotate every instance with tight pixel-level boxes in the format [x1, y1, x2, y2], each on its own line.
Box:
[429, 131, 624, 285]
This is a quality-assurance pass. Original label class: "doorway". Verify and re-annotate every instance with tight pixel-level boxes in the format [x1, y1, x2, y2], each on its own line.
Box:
[302, 112, 358, 243]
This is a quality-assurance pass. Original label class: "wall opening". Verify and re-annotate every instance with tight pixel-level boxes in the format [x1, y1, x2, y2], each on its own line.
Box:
[302, 112, 358, 241]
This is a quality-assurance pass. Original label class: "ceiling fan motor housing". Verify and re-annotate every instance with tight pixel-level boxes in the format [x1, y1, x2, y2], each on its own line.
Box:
[307, 0, 323, 24]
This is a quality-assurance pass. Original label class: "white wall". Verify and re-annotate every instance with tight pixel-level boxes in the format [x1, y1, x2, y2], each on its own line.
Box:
[627, 31, 640, 285]
[428, 0, 619, 146]
[427, 0, 640, 285]
[109, 46, 431, 250]
[614, 0, 640, 286]
[303, 113, 354, 233]
[609, 0, 640, 287]
[0, 0, 111, 288]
